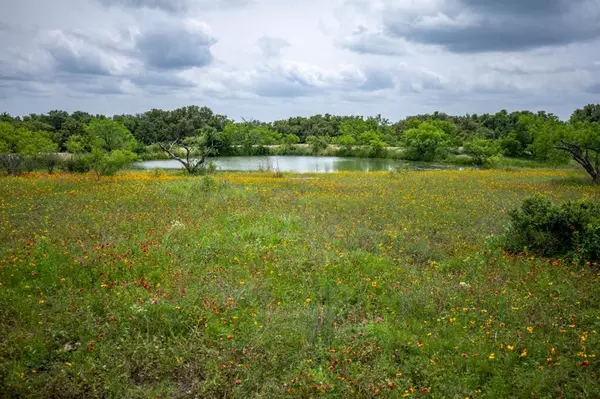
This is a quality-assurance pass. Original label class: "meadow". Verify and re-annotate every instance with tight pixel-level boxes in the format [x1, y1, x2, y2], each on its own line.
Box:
[1, 169, 599, 398]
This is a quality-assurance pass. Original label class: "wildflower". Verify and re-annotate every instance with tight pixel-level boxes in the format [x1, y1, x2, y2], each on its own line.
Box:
[371, 281, 377, 288]
[305, 298, 311, 303]
[520, 349, 527, 357]
[527, 326, 534, 333]
[65, 362, 72, 367]
[489, 353, 495, 360]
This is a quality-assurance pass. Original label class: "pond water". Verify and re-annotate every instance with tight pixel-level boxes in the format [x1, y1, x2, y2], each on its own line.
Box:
[135, 156, 469, 173]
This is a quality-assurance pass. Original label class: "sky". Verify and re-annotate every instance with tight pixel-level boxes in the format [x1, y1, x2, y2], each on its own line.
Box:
[1, 0, 599, 121]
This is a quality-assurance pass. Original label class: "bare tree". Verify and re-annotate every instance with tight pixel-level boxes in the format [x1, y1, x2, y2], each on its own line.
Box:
[159, 134, 215, 174]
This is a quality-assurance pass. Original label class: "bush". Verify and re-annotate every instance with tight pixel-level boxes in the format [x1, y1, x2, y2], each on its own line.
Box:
[501, 195, 600, 263]
[463, 138, 502, 166]
[38, 153, 63, 174]
[500, 133, 523, 157]
[196, 161, 217, 175]
[88, 149, 138, 179]
[62, 155, 91, 173]
[402, 122, 447, 161]
[306, 136, 329, 154]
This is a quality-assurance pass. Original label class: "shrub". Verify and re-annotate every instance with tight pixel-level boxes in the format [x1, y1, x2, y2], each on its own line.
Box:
[306, 136, 329, 154]
[38, 153, 63, 174]
[402, 122, 447, 161]
[500, 133, 523, 157]
[501, 195, 600, 263]
[463, 138, 502, 166]
[88, 149, 138, 179]
[62, 155, 91, 173]
[0, 123, 57, 175]
[197, 161, 217, 175]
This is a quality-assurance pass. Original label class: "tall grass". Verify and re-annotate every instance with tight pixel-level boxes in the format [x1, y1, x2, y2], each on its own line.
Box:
[0, 169, 599, 397]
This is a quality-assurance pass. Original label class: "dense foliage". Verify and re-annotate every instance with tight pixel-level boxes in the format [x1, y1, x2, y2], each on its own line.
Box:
[502, 196, 600, 263]
[0, 122, 57, 175]
[1, 104, 600, 179]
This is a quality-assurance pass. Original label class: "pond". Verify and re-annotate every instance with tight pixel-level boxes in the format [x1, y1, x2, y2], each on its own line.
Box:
[134, 156, 469, 173]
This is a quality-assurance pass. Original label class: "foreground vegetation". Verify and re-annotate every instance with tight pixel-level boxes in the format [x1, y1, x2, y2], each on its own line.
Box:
[1, 169, 599, 397]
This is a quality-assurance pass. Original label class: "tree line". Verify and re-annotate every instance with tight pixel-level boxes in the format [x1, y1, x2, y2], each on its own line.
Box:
[1, 104, 600, 181]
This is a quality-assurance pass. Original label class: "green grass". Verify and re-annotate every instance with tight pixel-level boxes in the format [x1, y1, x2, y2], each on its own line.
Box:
[1, 169, 599, 398]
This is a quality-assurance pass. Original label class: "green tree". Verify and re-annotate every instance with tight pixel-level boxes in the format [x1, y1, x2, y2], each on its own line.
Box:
[77, 120, 139, 179]
[402, 122, 447, 161]
[336, 135, 357, 151]
[85, 119, 137, 153]
[553, 122, 600, 183]
[57, 117, 86, 151]
[500, 132, 524, 157]
[252, 126, 281, 146]
[463, 138, 502, 165]
[159, 127, 217, 175]
[358, 130, 388, 156]
[87, 149, 137, 179]
[525, 117, 570, 163]
[339, 118, 368, 139]
[0, 123, 57, 175]
[281, 134, 300, 146]
[570, 104, 600, 124]
[306, 135, 329, 154]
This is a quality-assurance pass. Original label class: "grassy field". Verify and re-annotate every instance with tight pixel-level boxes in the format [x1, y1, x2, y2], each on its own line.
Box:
[1, 170, 599, 398]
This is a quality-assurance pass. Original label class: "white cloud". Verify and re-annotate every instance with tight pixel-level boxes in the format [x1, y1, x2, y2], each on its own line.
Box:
[0, 0, 598, 120]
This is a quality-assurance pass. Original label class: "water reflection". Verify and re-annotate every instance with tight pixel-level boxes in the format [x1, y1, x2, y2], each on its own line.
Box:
[135, 156, 469, 173]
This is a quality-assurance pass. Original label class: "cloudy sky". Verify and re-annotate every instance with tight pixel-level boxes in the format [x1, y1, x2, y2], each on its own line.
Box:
[1, 0, 599, 120]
